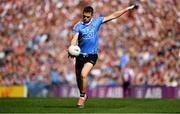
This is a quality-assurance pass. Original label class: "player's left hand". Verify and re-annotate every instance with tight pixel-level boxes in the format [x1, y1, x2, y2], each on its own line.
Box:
[128, 4, 139, 10]
[133, 4, 139, 9]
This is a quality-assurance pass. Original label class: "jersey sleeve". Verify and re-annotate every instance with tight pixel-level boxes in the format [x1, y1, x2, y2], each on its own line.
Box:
[96, 16, 104, 29]
[73, 22, 80, 34]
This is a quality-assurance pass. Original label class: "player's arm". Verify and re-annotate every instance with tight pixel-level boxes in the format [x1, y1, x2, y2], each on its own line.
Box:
[102, 5, 137, 23]
[68, 33, 79, 58]
[70, 33, 79, 45]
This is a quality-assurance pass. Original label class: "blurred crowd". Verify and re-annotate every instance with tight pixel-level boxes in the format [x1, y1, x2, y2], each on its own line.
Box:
[0, 0, 179, 90]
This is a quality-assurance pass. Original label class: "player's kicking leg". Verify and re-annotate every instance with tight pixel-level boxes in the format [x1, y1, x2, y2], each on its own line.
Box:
[76, 62, 93, 108]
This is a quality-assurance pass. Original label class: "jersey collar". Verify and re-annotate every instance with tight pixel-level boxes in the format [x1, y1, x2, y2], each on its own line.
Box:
[81, 18, 93, 25]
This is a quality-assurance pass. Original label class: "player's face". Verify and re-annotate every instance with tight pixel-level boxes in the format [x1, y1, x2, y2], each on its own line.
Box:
[82, 12, 92, 23]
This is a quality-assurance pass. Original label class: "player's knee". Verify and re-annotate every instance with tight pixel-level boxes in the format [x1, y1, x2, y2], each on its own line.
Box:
[81, 74, 87, 79]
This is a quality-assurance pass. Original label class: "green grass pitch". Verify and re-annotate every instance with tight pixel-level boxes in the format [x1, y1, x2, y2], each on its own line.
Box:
[0, 98, 180, 113]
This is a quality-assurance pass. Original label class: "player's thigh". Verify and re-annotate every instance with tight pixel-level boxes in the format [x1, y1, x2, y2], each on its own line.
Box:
[75, 68, 81, 79]
[81, 62, 94, 78]
[75, 58, 84, 78]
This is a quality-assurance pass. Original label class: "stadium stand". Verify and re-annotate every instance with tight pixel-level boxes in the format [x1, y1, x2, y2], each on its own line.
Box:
[0, 0, 179, 92]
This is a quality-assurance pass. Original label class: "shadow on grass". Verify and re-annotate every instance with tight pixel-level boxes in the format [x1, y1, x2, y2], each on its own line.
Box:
[43, 105, 76, 109]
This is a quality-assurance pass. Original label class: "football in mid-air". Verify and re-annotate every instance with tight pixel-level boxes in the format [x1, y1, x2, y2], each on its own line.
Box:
[68, 45, 81, 57]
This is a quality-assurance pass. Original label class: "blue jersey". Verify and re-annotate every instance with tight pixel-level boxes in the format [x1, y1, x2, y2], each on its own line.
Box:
[73, 16, 104, 54]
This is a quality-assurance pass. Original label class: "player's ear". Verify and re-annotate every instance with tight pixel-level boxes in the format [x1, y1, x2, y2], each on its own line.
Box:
[91, 12, 93, 16]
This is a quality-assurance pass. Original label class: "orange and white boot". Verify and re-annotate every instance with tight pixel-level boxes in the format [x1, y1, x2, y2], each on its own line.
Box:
[77, 95, 88, 108]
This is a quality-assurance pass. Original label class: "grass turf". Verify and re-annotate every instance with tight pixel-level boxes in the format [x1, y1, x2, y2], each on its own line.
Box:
[0, 98, 180, 113]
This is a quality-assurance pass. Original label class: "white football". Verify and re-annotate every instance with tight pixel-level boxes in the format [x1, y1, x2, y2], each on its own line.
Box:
[68, 45, 81, 56]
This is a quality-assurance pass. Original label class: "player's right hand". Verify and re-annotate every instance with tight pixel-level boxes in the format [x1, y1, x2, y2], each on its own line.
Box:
[67, 50, 76, 58]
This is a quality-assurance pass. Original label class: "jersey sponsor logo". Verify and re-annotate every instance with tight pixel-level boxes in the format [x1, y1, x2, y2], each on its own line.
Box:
[81, 24, 95, 39]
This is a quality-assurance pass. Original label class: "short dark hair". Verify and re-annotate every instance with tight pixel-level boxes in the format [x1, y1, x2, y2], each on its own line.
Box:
[83, 6, 94, 14]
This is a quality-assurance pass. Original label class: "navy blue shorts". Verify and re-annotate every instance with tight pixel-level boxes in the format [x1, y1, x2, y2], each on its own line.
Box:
[75, 54, 98, 69]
